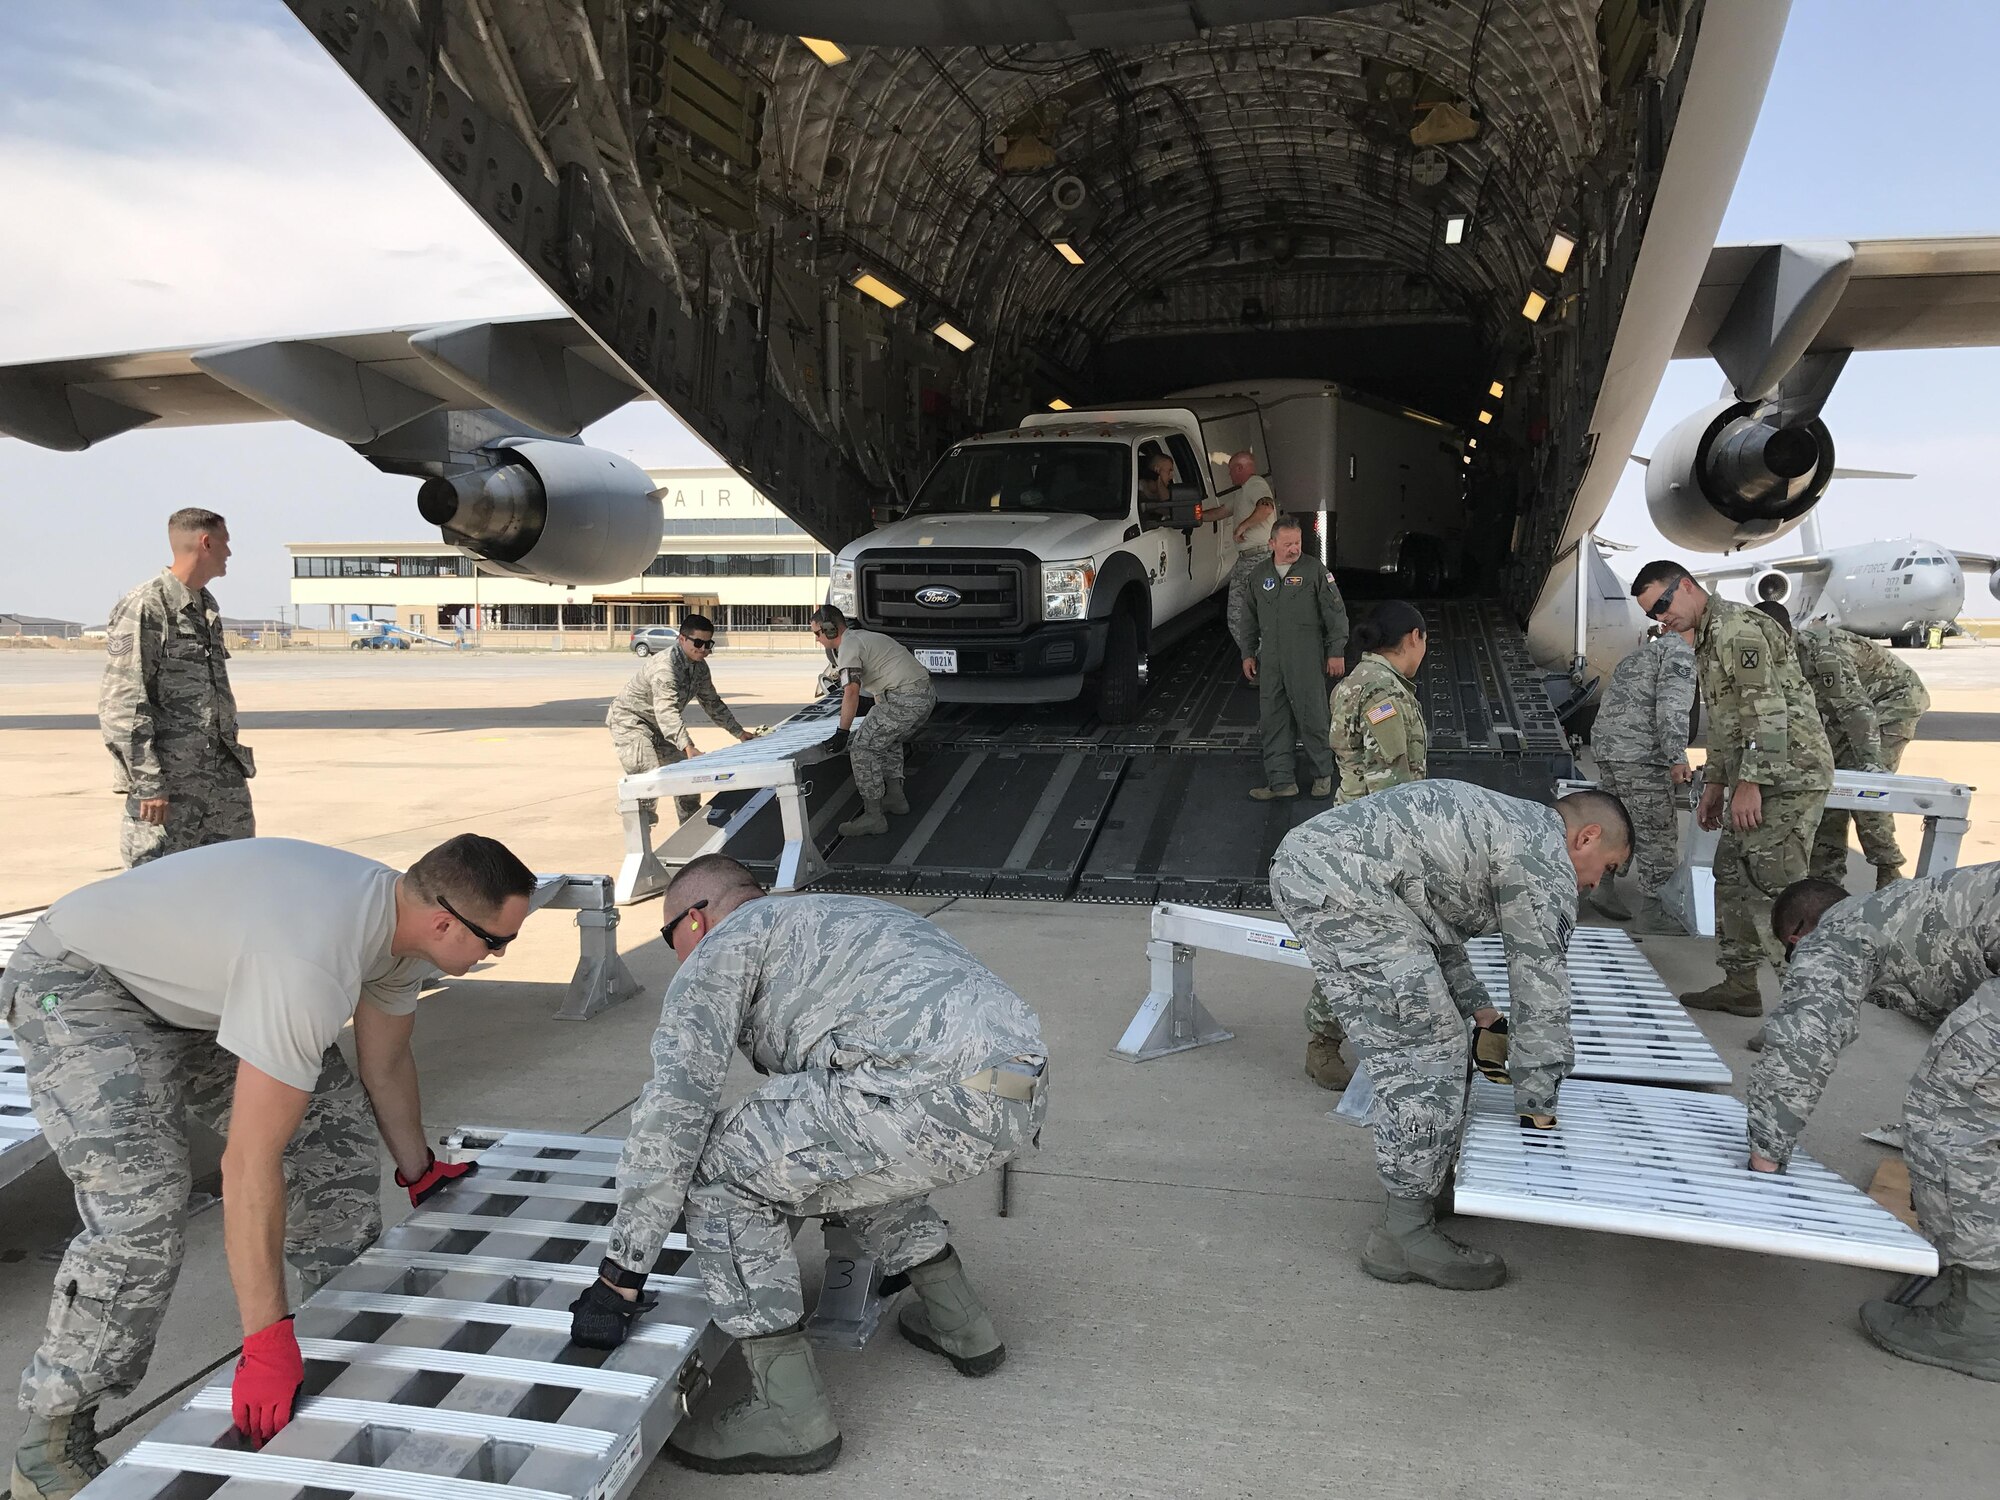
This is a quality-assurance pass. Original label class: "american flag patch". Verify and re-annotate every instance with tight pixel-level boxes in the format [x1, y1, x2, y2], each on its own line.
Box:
[1366, 700, 1397, 724]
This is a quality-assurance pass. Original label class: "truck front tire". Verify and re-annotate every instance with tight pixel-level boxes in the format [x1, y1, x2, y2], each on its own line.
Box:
[1091, 610, 1144, 723]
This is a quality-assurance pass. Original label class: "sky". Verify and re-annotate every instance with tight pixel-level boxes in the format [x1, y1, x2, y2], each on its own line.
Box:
[1, 1, 1996, 622]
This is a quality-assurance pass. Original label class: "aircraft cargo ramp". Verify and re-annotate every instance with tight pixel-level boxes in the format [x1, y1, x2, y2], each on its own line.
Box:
[677, 604, 1570, 908]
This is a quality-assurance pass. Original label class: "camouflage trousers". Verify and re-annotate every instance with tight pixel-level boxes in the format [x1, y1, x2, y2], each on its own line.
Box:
[683, 1069, 1044, 1337]
[1304, 982, 1348, 1046]
[1595, 760, 1682, 897]
[1904, 977, 2000, 1271]
[120, 771, 253, 868]
[610, 714, 699, 823]
[1271, 870, 1476, 1199]
[1, 941, 381, 1416]
[848, 684, 935, 802]
[1812, 719, 1919, 879]
[1715, 787, 1824, 977]
[1224, 552, 1264, 657]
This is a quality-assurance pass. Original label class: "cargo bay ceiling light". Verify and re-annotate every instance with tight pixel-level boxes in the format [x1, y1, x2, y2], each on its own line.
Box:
[1443, 214, 1467, 245]
[1466, 437, 1477, 449]
[1477, 409, 1493, 425]
[850, 271, 905, 308]
[1521, 288, 1548, 322]
[799, 37, 848, 65]
[1545, 230, 1578, 275]
[932, 320, 976, 352]
[1048, 398, 1072, 411]
[1489, 380, 1505, 399]
[1053, 239, 1085, 266]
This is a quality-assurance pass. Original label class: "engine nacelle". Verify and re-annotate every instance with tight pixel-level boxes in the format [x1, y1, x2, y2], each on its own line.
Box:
[1645, 398, 1835, 552]
[1750, 568, 1793, 606]
[1989, 566, 2000, 605]
[417, 440, 660, 585]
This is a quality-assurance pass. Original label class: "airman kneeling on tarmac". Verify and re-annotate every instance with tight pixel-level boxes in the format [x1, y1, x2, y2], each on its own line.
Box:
[571, 855, 1048, 1474]
[1270, 780, 1631, 1290]
[1750, 866, 2000, 1382]
[809, 604, 938, 839]
[1, 835, 535, 1500]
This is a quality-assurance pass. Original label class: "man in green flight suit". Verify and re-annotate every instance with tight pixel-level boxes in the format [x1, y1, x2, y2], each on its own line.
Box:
[1241, 515, 1350, 801]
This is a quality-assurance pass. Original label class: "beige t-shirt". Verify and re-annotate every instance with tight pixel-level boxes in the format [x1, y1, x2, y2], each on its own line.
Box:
[1232, 474, 1276, 554]
[835, 628, 933, 696]
[45, 839, 426, 1091]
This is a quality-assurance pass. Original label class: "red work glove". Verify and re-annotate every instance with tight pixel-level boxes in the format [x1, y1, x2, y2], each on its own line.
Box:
[395, 1151, 478, 1207]
[232, 1315, 303, 1447]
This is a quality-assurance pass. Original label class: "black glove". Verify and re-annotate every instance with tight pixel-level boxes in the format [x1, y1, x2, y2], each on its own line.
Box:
[823, 727, 851, 755]
[569, 1278, 657, 1350]
[1472, 1016, 1511, 1085]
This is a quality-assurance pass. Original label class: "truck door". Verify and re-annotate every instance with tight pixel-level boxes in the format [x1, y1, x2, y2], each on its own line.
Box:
[1166, 432, 1229, 594]
[1137, 439, 1197, 618]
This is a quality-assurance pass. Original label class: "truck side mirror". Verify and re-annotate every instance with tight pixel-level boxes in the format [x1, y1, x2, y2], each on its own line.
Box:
[1140, 482, 1204, 531]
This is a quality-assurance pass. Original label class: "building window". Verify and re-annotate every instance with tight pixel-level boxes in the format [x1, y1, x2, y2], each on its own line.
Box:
[659, 518, 809, 536]
[643, 553, 824, 578]
[293, 554, 474, 578]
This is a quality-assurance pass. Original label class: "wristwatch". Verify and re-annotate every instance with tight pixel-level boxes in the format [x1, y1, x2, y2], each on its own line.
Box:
[598, 1256, 648, 1291]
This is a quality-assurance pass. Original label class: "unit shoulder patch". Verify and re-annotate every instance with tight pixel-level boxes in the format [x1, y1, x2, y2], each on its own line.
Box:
[1366, 699, 1399, 724]
[1739, 648, 1760, 670]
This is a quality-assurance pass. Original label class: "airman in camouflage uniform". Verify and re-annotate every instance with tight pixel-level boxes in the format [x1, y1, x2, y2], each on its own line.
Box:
[607, 614, 753, 824]
[810, 606, 937, 839]
[577, 857, 1046, 1473]
[1242, 517, 1349, 800]
[1269, 781, 1630, 1291]
[1632, 563, 1832, 1017]
[1588, 629, 1696, 933]
[99, 510, 255, 868]
[1794, 623, 1930, 887]
[1749, 866, 2000, 1381]
[1305, 603, 1431, 1091]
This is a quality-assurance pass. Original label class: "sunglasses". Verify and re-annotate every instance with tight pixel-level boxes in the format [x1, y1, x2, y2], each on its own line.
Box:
[683, 636, 715, 650]
[1643, 576, 1683, 621]
[438, 894, 518, 952]
[662, 898, 709, 947]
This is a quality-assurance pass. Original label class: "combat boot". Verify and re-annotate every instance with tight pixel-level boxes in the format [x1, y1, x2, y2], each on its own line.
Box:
[881, 778, 910, 816]
[1308, 776, 1333, 799]
[1859, 1266, 2000, 1382]
[1248, 783, 1299, 802]
[837, 798, 888, 838]
[1361, 1193, 1506, 1291]
[1305, 1034, 1353, 1091]
[1680, 971, 1762, 1017]
[664, 1327, 842, 1474]
[898, 1247, 1007, 1375]
[1874, 863, 1905, 891]
[10, 1411, 106, 1500]
[1629, 893, 1685, 936]
[1587, 877, 1631, 922]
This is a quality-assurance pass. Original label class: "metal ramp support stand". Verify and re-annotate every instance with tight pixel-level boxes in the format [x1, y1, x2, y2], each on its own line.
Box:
[1659, 769, 1974, 938]
[614, 713, 846, 904]
[802, 1221, 889, 1350]
[1116, 904, 1732, 1085]
[80, 1127, 724, 1500]
[529, 875, 644, 1022]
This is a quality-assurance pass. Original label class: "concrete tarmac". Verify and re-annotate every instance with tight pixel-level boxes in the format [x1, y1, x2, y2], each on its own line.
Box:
[2, 640, 1996, 1498]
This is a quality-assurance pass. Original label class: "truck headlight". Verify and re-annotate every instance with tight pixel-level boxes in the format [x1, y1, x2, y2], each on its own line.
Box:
[1041, 559, 1095, 622]
[828, 560, 856, 615]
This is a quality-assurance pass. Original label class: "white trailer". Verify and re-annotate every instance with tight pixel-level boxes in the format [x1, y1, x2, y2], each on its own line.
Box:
[1170, 379, 1465, 588]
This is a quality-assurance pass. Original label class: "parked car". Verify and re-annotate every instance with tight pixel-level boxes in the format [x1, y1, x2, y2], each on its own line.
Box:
[630, 625, 680, 656]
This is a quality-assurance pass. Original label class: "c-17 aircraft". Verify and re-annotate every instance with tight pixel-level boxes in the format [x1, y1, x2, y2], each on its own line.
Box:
[6, 0, 2000, 898]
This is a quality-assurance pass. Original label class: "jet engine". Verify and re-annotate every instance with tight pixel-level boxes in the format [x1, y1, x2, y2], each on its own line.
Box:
[1644, 399, 1835, 552]
[417, 440, 661, 584]
[1750, 568, 1794, 606]
[1989, 566, 2000, 605]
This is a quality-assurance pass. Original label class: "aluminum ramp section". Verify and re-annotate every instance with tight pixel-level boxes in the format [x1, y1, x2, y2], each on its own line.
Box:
[0, 911, 52, 1189]
[1118, 903, 1729, 1085]
[1455, 1077, 1939, 1274]
[1463, 926, 1732, 1085]
[80, 1128, 719, 1500]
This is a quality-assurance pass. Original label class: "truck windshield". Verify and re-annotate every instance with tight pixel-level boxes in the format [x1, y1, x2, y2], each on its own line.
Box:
[906, 442, 1131, 520]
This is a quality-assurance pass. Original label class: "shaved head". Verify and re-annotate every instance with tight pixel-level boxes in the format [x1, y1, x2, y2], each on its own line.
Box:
[662, 854, 764, 913]
[1558, 788, 1633, 856]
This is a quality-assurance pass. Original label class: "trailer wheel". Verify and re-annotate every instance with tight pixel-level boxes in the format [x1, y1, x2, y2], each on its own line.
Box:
[1091, 609, 1144, 723]
[1397, 537, 1444, 595]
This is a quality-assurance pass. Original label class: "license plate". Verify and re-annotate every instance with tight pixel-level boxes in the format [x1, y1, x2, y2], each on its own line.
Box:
[915, 648, 958, 673]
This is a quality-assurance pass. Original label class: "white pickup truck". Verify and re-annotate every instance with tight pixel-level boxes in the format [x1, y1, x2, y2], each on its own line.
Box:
[825, 382, 1459, 721]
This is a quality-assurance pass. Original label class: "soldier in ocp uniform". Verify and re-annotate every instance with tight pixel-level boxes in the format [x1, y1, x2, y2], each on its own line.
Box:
[99, 508, 255, 867]
[1749, 868, 2000, 1382]
[1632, 562, 1832, 1017]
[1270, 782, 1631, 1291]
[1302, 602, 1431, 1091]
[1779, 612, 1929, 888]
[569, 855, 1047, 1474]
[810, 604, 937, 838]
[606, 612, 758, 825]
[1241, 515, 1349, 800]
[1586, 625, 1697, 934]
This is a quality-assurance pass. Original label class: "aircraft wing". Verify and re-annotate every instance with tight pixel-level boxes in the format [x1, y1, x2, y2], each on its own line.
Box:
[1694, 554, 1833, 587]
[0, 313, 642, 452]
[1677, 236, 2000, 360]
